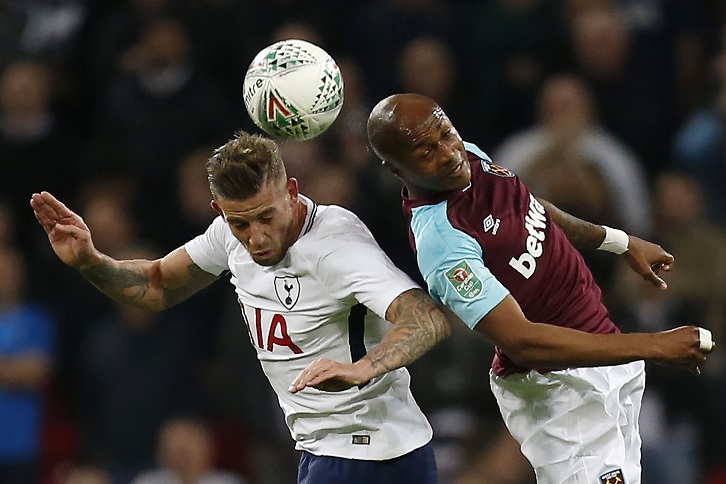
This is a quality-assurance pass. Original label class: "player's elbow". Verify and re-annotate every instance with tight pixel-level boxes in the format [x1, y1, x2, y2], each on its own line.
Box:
[138, 262, 172, 312]
[441, 318, 453, 340]
[499, 333, 551, 368]
[436, 309, 454, 341]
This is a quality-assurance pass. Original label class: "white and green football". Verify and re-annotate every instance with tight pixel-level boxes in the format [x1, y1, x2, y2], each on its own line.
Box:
[243, 39, 344, 141]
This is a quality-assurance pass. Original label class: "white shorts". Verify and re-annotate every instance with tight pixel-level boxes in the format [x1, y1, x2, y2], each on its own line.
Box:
[490, 360, 646, 484]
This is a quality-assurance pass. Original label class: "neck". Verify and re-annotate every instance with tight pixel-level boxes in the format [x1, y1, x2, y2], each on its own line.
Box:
[290, 198, 308, 242]
[404, 183, 451, 200]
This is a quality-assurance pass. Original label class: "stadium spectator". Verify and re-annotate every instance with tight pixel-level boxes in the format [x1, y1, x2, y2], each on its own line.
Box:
[611, 171, 726, 481]
[494, 74, 651, 237]
[0, 60, 80, 245]
[91, 16, 234, 237]
[568, 5, 695, 172]
[74, 249, 210, 483]
[672, 25, 726, 226]
[132, 417, 245, 484]
[0, 246, 56, 484]
[461, 0, 572, 147]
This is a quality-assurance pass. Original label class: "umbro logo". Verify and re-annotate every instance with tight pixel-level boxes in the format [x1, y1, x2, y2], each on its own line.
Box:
[483, 214, 500, 235]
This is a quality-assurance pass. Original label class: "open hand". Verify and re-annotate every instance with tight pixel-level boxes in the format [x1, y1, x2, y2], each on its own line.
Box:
[624, 236, 674, 290]
[289, 358, 373, 393]
[30, 191, 96, 269]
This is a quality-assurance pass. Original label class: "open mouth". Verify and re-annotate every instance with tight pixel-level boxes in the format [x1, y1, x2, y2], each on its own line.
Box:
[448, 160, 464, 176]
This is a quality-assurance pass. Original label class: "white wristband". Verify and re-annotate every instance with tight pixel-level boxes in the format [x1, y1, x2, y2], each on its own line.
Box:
[597, 226, 629, 254]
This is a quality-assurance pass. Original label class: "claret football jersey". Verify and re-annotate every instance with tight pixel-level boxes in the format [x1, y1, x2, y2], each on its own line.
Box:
[403, 142, 619, 377]
[185, 195, 432, 459]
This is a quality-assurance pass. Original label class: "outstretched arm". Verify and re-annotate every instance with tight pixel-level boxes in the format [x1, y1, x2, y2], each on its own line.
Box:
[289, 288, 451, 392]
[31, 191, 219, 311]
[77, 248, 218, 311]
[478, 294, 712, 374]
[538, 197, 674, 289]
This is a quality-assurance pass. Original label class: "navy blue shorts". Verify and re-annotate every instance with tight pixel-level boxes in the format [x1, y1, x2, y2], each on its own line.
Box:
[297, 442, 438, 484]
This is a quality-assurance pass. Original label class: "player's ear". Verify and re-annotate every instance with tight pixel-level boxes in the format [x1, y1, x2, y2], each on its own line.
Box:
[211, 200, 223, 216]
[381, 160, 402, 178]
[287, 177, 299, 201]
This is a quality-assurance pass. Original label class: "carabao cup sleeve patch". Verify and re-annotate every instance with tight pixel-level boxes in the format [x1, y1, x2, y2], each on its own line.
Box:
[444, 260, 483, 299]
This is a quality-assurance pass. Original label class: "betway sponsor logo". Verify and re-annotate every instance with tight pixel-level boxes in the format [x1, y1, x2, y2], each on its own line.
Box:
[509, 195, 546, 279]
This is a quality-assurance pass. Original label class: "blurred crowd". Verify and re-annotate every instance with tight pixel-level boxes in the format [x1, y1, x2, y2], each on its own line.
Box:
[1, 0, 725, 483]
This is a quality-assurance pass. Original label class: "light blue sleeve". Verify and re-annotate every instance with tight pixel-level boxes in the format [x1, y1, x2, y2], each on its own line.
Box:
[410, 203, 509, 330]
[463, 141, 492, 162]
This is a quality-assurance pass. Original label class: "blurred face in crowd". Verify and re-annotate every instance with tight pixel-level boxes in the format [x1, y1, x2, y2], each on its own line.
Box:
[177, 150, 218, 226]
[159, 419, 213, 481]
[368, 94, 471, 197]
[538, 75, 595, 141]
[572, 8, 629, 77]
[0, 246, 25, 309]
[399, 37, 455, 102]
[0, 61, 51, 116]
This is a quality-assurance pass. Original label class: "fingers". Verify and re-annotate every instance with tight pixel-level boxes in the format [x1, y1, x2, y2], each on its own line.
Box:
[659, 261, 673, 272]
[53, 223, 86, 239]
[650, 261, 673, 274]
[30, 193, 64, 227]
[660, 251, 675, 270]
[690, 327, 715, 376]
[289, 359, 335, 393]
[643, 269, 668, 290]
[697, 327, 715, 353]
[30, 192, 75, 222]
[41, 191, 76, 218]
[30, 195, 56, 227]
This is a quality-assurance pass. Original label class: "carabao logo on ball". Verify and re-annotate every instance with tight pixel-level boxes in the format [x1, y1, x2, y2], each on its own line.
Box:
[243, 39, 344, 141]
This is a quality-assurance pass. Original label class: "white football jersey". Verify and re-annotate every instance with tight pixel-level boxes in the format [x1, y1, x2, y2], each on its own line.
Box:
[184, 195, 432, 460]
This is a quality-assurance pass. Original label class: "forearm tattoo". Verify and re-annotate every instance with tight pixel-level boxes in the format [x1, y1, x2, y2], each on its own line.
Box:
[81, 258, 155, 305]
[538, 198, 604, 250]
[80, 257, 209, 310]
[364, 288, 451, 376]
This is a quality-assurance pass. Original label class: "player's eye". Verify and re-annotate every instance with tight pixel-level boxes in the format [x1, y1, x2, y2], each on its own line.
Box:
[259, 216, 273, 224]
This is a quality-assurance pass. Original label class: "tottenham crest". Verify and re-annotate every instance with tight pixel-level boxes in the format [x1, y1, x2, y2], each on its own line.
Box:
[275, 276, 300, 309]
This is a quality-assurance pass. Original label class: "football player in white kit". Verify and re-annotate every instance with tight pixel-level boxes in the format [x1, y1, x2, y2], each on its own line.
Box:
[30, 131, 453, 484]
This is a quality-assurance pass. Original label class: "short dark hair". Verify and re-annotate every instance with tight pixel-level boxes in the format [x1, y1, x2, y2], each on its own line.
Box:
[206, 131, 286, 200]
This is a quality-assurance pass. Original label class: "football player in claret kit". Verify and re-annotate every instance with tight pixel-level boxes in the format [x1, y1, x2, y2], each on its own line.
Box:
[291, 94, 716, 483]
[30, 131, 452, 484]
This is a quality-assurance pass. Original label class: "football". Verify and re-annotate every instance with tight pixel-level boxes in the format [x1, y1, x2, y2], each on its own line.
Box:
[243, 39, 344, 141]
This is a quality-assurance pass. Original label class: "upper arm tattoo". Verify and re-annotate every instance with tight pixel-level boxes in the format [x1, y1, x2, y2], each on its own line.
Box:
[162, 262, 219, 308]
